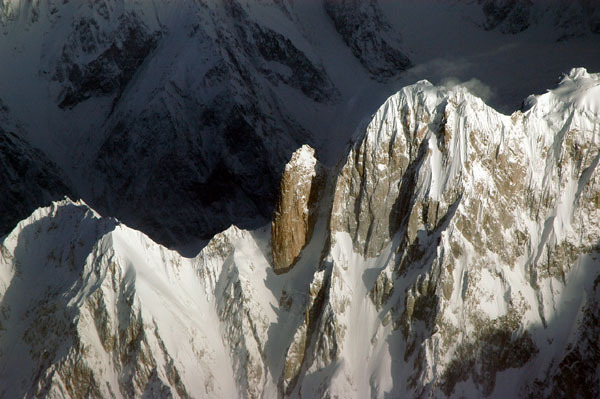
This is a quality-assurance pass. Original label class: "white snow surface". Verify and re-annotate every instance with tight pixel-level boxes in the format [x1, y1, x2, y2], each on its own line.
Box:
[0, 198, 239, 398]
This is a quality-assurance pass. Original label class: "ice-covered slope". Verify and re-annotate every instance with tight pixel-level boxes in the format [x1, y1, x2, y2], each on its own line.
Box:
[2, 68, 599, 398]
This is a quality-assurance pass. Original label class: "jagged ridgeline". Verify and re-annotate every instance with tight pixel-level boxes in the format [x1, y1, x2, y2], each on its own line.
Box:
[1, 69, 600, 397]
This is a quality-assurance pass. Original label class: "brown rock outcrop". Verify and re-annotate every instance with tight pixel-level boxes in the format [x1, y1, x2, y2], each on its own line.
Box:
[271, 145, 321, 273]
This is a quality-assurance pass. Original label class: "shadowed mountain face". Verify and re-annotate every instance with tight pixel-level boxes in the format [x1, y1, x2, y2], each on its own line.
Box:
[0, 130, 72, 237]
[323, 0, 411, 79]
[476, 0, 600, 37]
[0, 0, 598, 253]
[0, 0, 408, 249]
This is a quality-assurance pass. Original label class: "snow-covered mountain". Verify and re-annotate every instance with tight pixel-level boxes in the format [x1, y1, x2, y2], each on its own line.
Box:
[0, 0, 598, 251]
[284, 66, 600, 398]
[1, 2, 599, 394]
[1, 67, 599, 398]
[0, 199, 239, 398]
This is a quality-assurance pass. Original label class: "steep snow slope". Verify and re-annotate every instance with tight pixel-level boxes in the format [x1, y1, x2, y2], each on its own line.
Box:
[1, 69, 599, 398]
[0, 199, 239, 397]
[0, 196, 324, 398]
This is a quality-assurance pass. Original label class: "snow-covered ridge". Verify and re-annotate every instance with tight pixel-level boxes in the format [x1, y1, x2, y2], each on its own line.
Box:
[525, 67, 600, 115]
[0, 198, 237, 397]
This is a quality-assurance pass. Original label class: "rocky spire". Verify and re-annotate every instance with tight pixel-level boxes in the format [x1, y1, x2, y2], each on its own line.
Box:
[271, 145, 322, 273]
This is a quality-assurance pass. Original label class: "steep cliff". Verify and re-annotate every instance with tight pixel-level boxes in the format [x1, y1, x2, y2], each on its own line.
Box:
[272, 145, 322, 273]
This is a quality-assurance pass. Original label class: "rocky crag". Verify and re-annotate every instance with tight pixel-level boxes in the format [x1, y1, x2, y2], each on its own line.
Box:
[271, 145, 323, 273]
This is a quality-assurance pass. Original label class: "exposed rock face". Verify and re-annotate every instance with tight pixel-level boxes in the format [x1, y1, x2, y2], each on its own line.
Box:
[272, 145, 321, 273]
[2, 69, 600, 398]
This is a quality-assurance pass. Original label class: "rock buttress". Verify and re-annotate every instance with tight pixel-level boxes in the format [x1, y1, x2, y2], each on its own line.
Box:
[271, 145, 321, 273]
